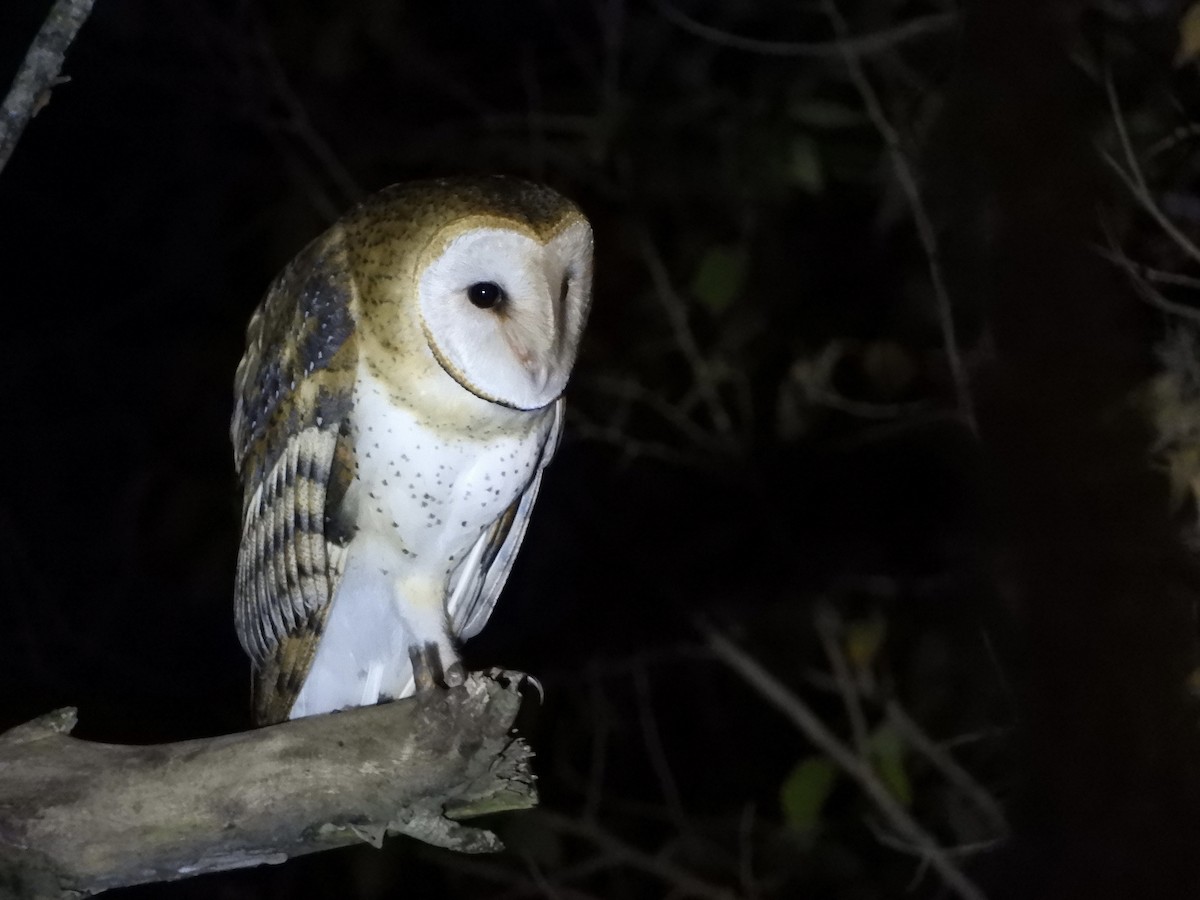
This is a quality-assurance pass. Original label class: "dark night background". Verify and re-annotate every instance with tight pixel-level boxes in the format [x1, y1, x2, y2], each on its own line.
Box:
[3, 0, 1200, 898]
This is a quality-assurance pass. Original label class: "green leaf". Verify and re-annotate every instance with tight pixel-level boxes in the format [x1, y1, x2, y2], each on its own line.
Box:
[780, 755, 839, 833]
[868, 723, 912, 807]
[691, 245, 747, 315]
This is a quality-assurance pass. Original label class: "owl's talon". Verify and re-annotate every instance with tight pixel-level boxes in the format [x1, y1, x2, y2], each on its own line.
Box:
[525, 674, 545, 704]
[409, 643, 440, 694]
[409, 641, 466, 695]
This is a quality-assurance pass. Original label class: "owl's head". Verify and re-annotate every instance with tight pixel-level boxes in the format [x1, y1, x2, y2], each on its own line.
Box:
[352, 177, 592, 411]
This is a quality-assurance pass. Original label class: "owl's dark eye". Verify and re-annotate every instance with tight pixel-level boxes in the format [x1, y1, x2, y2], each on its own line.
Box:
[467, 281, 505, 309]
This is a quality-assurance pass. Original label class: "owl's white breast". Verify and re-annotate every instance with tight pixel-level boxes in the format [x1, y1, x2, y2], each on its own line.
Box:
[346, 359, 552, 580]
[290, 359, 554, 718]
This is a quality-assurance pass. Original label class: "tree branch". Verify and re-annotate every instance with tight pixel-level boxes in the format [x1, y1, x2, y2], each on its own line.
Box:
[0, 0, 97, 176]
[0, 671, 536, 898]
[700, 625, 988, 900]
[819, 0, 977, 435]
[650, 0, 956, 59]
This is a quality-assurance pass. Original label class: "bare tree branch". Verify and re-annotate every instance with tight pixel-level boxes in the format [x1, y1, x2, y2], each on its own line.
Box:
[813, 602, 871, 756]
[1096, 234, 1200, 325]
[650, 0, 957, 59]
[636, 231, 739, 448]
[700, 624, 989, 900]
[883, 700, 1009, 838]
[0, 0, 96, 176]
[0, 672, 536, 898]
[1101, 71, 1200, 271]
[819, 0, 978, 435]
[247, 11, 363, 213]
[531, 810, 738, 900]
[631, 663, 688, 833]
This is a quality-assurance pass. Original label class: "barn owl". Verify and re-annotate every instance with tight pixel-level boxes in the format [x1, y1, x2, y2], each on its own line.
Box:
[231, 176, 592, 725]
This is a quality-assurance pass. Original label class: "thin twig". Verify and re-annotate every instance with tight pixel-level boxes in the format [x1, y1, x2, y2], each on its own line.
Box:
[819, 0, 977, 434]
[813, 603, 871, 757]
[1094, 242, 1200, 291]
[418, 848, 604, 900]
[870, 826, 1005, 860]
[1096, 237, 1200, 325]
[569, 411, 713, 469]
[803, 385, 933, 420]
[736, 803, 760, 900]
[786, 343, 931, 422]
[1104, 71, 1150, 198]
[702, 625, 989, 900]
[1146, 122, 1200, 161]
[636, 231, 739, 446]
[1103, 72, 1200, 269]
[251, 15, 363, 211]
[651, 0, 956, 59]
[1136, 265, 1200, 291]
[940, 727, 1011, 752]
[632, 664, 689, 832]
[532, 853, 625, 893]
[884, 700, 1009, 837]
[589, 374, 730, 452]
[524, 856, 565, 900]
[867, 822, 1002, 894]
[0, 0, 96, 175]
[533, 810, 739, 900]
[1102, 150, 1200, 268]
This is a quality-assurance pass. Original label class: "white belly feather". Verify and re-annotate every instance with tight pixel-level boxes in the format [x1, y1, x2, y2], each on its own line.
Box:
[290, 365, 548, 718]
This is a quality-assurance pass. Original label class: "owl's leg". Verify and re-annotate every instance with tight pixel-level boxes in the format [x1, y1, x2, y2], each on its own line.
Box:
[408, 642, 466, 693]
[394, 575, 463, 695]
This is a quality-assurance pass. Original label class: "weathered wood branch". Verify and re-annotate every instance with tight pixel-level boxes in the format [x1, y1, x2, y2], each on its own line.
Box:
[0, 0, 97, 176]
[0, 671, 536, 899]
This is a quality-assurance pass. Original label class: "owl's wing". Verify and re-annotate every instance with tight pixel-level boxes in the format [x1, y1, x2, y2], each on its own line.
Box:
[231, 229, 359, 725]
[447, 398, 564, 641]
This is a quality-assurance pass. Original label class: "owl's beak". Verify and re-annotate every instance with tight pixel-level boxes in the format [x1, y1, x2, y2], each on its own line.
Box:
[503, 330, 553, 391]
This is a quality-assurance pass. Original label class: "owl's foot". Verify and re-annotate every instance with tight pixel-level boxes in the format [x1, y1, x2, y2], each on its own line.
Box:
[408, 641, 465, 694]
[525, 674, 545, 703]
[481, 667, 542, 700]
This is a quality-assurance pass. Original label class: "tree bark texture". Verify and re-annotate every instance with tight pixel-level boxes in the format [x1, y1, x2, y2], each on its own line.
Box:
[0, 672, 536, 899]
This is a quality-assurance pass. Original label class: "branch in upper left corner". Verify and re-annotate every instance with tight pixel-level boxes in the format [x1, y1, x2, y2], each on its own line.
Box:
[0, 0, 97, 175]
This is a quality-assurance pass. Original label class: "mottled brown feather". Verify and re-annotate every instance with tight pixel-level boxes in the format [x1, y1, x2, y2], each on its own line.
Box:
[232, 226, 358, 724]
[254, 608, 333, 725]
